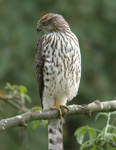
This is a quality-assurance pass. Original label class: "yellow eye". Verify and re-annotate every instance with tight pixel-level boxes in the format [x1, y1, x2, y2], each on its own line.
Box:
[42, 21, 48, 26]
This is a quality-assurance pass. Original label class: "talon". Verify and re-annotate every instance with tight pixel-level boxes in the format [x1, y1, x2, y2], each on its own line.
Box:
[51, 100, 67, 119]
[59, 105, 69, 112]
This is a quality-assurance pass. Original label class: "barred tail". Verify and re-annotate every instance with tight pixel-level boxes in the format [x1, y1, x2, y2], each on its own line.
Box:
[48, 119, 63, 150]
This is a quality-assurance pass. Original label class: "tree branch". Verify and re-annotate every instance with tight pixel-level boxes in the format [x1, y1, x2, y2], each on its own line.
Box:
[0, 96, 28, 112]
[0, 96, 21, 110]
[0, 100, 116, 132]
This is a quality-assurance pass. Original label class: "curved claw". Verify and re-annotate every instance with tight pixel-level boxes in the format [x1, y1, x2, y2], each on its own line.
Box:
[59, 105, 69, 112]
[51, 101, 68, 119]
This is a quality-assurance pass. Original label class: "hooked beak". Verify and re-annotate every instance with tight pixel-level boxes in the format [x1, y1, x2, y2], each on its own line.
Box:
[37, 24, 43, 32]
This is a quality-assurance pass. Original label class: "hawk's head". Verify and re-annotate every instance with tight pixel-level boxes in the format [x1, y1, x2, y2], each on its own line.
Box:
[37, 13, 70, 33]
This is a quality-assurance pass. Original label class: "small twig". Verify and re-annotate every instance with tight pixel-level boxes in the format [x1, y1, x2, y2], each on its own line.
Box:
[0, 96, 28, 112]
[105, 112, 110, 134]
[0, 96, 20, 110]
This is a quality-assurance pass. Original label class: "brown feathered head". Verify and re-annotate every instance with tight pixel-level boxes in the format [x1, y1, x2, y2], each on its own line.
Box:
[37, 13, 70, 33]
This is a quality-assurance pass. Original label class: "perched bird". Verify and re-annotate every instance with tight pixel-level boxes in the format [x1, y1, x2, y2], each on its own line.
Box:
[35, 13, 81, 150]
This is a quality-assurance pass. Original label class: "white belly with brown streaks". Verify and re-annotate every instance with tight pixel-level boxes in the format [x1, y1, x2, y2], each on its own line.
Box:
[42, 32, 81, 110]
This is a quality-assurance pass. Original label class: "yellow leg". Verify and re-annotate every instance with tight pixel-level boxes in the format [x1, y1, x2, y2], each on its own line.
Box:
[51, 100, 68, 119]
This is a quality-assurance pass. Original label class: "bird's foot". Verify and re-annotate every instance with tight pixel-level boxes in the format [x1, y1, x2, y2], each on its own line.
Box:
[51, 101, 68, 119]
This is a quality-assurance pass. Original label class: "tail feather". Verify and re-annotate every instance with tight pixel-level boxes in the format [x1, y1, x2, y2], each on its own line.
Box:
[48, 119, 63, 150]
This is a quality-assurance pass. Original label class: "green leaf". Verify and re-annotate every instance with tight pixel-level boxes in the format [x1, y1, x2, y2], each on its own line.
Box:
[41, 120, 47, 126]
[89, 128, 96, 144]
[80, 141, 88, 150]
[32, 120, 40, 129]
[20, 94, 31, 104]
[101, 127, 106, 134]
[95, 112, 108, 121]
[5, 83, 11, 89]
[24, 94, 31, 103]
[96, 132, 104, 144]
[80, 140, 95, 150]
[113, 134, 116, 143]
[96, 146, 104, 150]
[74, 126, 88, 144]
[107, 143, 116, 150]
[19, 85, 27, 94]
[90, 147, 97, 150]
[113, 128, 116, 134]
[32, 106, 41, 110]
[110, 111, 116, 115]
[104, 133, 112, 142]
[108, 125, 116, 131]
[10, 84, 18, 90]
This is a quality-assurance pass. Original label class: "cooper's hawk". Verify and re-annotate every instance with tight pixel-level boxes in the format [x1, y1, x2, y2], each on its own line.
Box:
[35, 13, 81, 150]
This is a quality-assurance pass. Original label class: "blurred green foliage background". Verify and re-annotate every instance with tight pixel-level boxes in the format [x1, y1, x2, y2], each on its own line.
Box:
[0, 0, 116, 149]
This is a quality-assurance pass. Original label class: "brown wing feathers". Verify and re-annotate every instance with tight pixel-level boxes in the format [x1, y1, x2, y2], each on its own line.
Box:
[35, 37, 44, 106]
